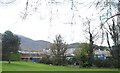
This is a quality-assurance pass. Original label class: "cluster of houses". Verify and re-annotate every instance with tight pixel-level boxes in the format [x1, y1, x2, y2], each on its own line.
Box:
[18, 47, 111, 62]
[18, 48, 76, 62]
[94, 48, 111, 60]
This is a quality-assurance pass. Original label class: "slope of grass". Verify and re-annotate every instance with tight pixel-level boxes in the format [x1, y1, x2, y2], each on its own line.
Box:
[0, 61, 2, 72]
[2, 61, 118, 71]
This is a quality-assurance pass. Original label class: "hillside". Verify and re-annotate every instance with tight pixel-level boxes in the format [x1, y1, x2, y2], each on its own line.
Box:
[18, 35, 91, 51]
[68, 43, 80, 48]
[19, 35, 52, 51]
[1, 34, 108, 51]
[19, 35, 81, 51]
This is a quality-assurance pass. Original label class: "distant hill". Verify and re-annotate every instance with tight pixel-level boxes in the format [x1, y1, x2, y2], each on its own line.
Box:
[2, 34, 105, 52]
[68, 43, 80, 48]
[18, 35, 81, 51]
[18, 35, 52, 51]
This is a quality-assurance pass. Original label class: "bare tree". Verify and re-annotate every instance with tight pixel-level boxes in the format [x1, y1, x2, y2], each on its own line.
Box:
[95, 0, 120, 67]
[0, 0, 16, 4]
[83, 18, 100, 66]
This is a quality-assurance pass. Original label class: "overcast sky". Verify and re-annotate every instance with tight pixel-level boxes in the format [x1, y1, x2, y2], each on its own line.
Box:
[0, 0, 112, 46]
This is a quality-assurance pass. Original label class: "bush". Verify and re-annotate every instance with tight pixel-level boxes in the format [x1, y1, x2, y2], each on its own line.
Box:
[102, 58, 118, 68]
[80, 55, 89, 67]
[94, 59, 103, 67]
[51, 56, 67, 66]
[40, 55, 52, 64]
[67, 57, 78, 65]
[11, 53, 21, 61]
[94, 58, 119, 68]
[51, 56, 58, 65]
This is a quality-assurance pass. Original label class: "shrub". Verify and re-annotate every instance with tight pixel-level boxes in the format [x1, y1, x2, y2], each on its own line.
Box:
[11, 53, 20, 61]
[94, 59, 103, 67]
[51, 56, 67, 66]
[40, 55, 52, 64]
[94, 58, 119, 68]
[102, 58, 118, 68]
[67, 57, 78, 65]
[80, 55, 89, 67]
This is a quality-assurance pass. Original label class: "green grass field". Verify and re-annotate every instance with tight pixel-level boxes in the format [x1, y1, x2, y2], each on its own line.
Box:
[0, 61, 2, 72]
[2, 61, 119, 72]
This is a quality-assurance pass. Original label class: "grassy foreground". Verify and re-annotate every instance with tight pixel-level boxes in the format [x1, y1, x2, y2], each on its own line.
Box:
[0, 61, 2, 72]
[2, 61, 119, 71]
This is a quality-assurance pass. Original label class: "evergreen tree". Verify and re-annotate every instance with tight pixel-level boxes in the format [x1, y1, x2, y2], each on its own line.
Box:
[2, 30, 21, 64]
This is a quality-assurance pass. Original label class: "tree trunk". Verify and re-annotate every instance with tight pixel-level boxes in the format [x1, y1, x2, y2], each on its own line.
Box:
[88, 32, 94, 67]
[8, 52, 11, 64]
[8, 58, 11, 64]
[106, 32, 111, 49]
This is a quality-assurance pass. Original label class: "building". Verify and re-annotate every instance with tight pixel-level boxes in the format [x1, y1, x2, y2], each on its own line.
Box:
[65, 48, 76, 56]
[18, 50, 44, 62]
[94, 49, 111, 60]
[18, 48, 77, 62]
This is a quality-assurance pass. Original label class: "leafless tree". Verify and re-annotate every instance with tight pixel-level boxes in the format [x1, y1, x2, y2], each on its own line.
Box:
[95, 0, 120, 67]
[83, 18, 100, 66]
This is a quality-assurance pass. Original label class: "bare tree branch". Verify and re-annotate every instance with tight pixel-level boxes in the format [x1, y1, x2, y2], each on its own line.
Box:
[104, 13, 120, 24]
